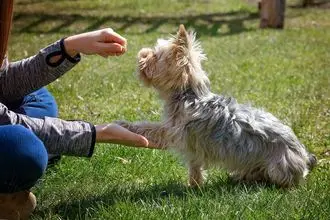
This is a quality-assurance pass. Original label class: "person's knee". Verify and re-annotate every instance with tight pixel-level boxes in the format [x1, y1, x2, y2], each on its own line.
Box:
[16, 87, 59, 118]
[0, 125, 48, 192]
[36, 87, 58, 118]
[10, 125, 48, 180]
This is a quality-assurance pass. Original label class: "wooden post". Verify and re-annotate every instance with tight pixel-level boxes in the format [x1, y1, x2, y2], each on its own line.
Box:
[260, 0, 286, 29]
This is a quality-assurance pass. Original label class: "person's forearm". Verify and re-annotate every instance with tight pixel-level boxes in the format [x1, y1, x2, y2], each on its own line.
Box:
[0, 103, 95, 157]
[0, 28, 129, 103]
[0, 39, 80, 102]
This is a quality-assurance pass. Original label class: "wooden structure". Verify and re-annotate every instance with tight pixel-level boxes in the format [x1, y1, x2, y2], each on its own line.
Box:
[259, 0, 286, 29]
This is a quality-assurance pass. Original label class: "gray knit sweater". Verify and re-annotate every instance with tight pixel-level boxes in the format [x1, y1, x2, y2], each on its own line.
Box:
[0, 39, 95, 157]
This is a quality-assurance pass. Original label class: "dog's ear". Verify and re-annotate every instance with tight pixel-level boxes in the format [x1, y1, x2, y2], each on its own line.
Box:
[173, 24, 190, 66]
[175, 24, 189, 48]
[172, 25, 190, 88]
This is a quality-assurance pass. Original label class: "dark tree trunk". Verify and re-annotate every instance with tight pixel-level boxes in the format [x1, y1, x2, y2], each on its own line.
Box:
[260, 0, 286, 29]
[303, 0, 314, 7]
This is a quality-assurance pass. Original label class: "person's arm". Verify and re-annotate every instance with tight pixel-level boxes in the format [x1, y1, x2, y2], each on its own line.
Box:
[0, 102, 157, 157]
[0, 102, 95, 157]
[0, 28, 158, 154]
[0, 39, 80, 103]
[0, 28, 126, 103]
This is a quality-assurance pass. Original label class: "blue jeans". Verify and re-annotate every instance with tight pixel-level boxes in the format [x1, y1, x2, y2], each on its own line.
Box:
[0, 88, 58, 193]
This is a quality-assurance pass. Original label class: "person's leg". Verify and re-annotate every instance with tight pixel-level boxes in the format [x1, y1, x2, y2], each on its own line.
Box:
[7, 87, 61, 165]
[0, 125, 48, 192]
[12, 87, 58, 118]
[0, 125, 48, 218]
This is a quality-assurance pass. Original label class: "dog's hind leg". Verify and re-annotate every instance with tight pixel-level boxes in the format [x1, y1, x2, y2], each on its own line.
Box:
[240, 167, 267, 183]
[229, 168, 266, 185]
[266, 150, 308, 188]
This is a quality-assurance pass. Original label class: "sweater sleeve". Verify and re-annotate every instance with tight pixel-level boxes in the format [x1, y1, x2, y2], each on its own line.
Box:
[0, 102, 96, 157]
[0, 39, 80, 103]
[0, 39, 96, 157]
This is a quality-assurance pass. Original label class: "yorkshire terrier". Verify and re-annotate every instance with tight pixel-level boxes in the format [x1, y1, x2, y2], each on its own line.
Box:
[116, 25, 316, 188]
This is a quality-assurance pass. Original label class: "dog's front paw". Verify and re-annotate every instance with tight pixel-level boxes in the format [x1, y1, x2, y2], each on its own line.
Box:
[188, 170, 204, 188]
[114, 120, 132, 130]
[188, 178, 203, 188]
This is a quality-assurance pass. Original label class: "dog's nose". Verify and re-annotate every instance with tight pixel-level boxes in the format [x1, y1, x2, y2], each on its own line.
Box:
[138, 48, 153, 59]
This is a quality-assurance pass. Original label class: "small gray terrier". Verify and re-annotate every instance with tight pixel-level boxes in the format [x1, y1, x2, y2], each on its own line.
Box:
[117, 25, 316, 188]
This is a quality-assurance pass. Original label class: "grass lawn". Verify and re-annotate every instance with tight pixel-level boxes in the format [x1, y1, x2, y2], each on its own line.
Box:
[9, 0, 330, 219]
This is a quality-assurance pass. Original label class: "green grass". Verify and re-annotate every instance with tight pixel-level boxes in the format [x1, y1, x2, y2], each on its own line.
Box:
[9, 0, 330, 219]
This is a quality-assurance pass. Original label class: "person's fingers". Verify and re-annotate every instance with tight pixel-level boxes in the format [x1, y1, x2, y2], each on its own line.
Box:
[98, 52, 108, 58]
[133, 135, 150, 147]
[99, 52, 119, 57]
[115, 51, 125, 56]
[109, 124, 149, 147]
[95, 42, 125, 55]
[144, 141, 163, 149]
[96, 123, 166, 149]
[101, 29, 127, 47]
[116, 131, 162, 150]
[108, 33, 127, 47]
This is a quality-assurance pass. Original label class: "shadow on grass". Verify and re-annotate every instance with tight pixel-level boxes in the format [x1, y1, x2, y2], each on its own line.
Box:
[34, 178, 274, 219]
[289, 0, 330, 9]
[13, 10, 258, 36]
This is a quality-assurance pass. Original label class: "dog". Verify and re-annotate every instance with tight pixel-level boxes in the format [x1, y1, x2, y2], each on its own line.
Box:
[116, 24, 317, 188]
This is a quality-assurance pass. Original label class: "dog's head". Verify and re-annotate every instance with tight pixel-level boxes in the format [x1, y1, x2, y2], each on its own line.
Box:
[137, 25, 210, 96]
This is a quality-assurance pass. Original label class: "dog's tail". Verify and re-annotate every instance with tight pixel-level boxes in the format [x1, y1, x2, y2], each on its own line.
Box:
[307, 153, 317, 171]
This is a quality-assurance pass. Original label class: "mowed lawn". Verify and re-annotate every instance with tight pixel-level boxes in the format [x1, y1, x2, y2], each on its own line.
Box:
[9, 0, 330, 219]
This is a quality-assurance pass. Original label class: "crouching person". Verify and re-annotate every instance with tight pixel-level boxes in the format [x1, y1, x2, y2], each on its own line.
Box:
[0, 1, 157, 218]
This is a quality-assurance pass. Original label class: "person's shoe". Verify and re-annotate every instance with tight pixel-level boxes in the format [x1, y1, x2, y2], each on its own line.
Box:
[47, 154, 62, 167]
[0, 191, 36, 220]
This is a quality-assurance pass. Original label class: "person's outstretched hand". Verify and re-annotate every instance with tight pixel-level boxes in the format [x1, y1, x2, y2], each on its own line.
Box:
[95, 123, 160, 149]
[64, 28, 127, 58]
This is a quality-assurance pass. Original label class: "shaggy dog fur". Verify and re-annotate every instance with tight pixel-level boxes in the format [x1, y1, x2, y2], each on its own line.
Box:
[117, 25, 317, 188]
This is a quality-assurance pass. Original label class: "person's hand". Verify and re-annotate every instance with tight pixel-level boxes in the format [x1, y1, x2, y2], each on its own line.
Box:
[95, 123, 159, 149]
[63, 28, 127, 58]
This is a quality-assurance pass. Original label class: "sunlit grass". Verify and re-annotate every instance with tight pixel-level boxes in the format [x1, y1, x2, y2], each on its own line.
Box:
[8, 0, 330, 219]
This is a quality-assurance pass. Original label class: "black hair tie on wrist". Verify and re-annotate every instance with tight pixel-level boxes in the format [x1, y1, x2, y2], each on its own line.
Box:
[60, 38, 81, 63]
[45, 39, 81, 67]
